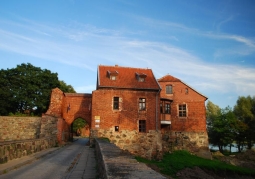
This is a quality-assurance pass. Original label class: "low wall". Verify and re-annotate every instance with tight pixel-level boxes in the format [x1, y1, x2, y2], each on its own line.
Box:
[0, 137, 57, 164]
[95, 138, 166, 179]
[0, 115, 58, 163]
[91, 128, 162, 160]
[162, 131, 211, 159]
[0, 117, 41, 141]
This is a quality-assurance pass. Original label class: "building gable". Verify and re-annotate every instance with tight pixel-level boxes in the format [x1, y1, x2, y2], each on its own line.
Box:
[158, 75, 207, 100]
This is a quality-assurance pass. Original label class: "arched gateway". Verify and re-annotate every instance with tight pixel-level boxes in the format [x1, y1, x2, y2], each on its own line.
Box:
[46, 88, 92, 143]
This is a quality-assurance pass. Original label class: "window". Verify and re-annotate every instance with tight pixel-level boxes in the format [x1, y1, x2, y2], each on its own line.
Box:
[107, 70, 118, 80]
[179, 104, 187, 117]
[139, 98, 146, 111]
[185, 88, 189, 94]
[115, 126, 119, 132]
[113, 97, 119, 110]
[166, 85, 173, 94]
[110, 75, 116, 80]
[165, 103, 170, 114]
[160, 101, 171, 114]
[138, 77, 145, 82]
[139, 120, 146, 132]
[136, 72, 147, 82]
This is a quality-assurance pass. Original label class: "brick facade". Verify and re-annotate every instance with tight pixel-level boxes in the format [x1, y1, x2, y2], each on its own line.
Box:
[91, 89, 160, 132]
[44, 65, 210, 159]
[158, 75, 210, 158]
[45, 89, 91, 143]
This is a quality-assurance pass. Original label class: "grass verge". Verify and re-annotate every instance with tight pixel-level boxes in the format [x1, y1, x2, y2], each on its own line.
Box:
[135, 150, 255, 178]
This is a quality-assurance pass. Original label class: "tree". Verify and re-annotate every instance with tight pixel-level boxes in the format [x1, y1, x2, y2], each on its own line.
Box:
[208, 107, 237, 152]
[0, 69, 15, 114]
[206, 101, 246, 153]
[72, 118, 86, 136]
[59, 80, 76, 93]
[0, 63, 76, 116]
[206, 100, 221, 130]
[234, 96, 255, 149]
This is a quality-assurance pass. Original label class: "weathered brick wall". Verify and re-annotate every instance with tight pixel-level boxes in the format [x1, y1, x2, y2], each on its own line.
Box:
[92, 128, 162, 160]
[0, 137, 57, 164]
[159, 80, 211, 159]
[45, 88, 92, 143]
[62, 93, 92, 125]
[46, 88, 64, 117]
[0, 117, 41, 141]
[159, 81, 207, 132]
[91, 89, 160, 132]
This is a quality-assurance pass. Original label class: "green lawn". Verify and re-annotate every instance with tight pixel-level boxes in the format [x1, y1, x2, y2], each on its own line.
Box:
[135, 150, 255, 178]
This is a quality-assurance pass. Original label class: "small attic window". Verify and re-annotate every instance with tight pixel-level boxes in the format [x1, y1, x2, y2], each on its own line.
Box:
[136, 72, 147, 82]
[107, 70, 118, 80]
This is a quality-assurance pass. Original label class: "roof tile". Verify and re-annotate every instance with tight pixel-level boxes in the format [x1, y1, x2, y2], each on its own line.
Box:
[98, 65, 160, 90]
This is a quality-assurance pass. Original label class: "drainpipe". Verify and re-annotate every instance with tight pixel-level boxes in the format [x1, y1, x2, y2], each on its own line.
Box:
[155, 89, 161, 131]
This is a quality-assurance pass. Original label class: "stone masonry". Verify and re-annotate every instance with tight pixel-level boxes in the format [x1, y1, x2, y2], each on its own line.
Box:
[92, 128, 162, 160]
[0, 115, 58, 163]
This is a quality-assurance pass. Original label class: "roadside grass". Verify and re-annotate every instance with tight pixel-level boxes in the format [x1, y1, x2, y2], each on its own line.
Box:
[135, 150, 255, 178]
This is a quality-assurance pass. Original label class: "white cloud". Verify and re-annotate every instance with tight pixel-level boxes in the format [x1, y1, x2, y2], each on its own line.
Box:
[0, 17, 254, 99]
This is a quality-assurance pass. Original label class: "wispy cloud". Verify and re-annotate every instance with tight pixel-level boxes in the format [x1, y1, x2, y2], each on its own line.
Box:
[0, 17, 254, 99]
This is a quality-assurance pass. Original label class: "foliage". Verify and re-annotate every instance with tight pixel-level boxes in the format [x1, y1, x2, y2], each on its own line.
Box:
[72, 118, 87, 135]
[206, 98, 254, 153]
[0, 63, 75, 116]
[59, 80, 76, 93]
[135, 150, 255, 178]
[234, 96, 255, 149]
[206, 101, 221, 131]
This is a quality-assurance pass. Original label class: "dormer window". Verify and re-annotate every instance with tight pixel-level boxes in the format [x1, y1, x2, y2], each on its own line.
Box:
[136, 72, 147, 82]
[110, 75, 116, 80]
[107, 70, 118, 80]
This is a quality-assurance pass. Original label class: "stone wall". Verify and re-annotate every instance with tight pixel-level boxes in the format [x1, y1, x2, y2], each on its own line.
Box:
[0, 115, 58, 163]
[162, 131, 211, 159]
[40, 114, 58, 138]
[0, 137, 57, 164]
[0, 117, 41, 141]
[91, 128, 162, 160]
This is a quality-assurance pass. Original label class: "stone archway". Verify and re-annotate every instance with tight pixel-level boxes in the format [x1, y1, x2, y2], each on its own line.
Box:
[46, 88, 92, 144]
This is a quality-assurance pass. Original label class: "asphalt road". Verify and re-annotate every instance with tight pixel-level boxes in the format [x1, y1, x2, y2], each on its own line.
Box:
[0, 138, 89, 179]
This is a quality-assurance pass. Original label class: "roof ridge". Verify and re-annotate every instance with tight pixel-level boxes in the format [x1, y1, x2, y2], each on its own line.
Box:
[98, 64, 152, 70]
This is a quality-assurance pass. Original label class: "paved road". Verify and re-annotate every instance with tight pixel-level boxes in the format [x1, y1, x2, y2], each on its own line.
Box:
[0, 138, 96, 179]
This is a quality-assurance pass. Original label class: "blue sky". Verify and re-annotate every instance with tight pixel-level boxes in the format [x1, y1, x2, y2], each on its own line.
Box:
[0, 0, 254, 108]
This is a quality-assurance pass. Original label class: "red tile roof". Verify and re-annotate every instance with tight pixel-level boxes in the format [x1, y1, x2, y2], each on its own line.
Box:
[157, 75, 181, 82]
[97, 65, 160, 90]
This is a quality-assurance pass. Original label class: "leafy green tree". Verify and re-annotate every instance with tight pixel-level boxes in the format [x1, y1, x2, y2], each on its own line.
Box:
[0, 63, 75, 116]
[206, 101, 222, 150]
[72, 118, 86, 136]
[206, 101, 245, 153]
[59, 80, 76, 93]
[206, 100, 221, 130]
[0, 69, 15, 114]
[234, 96, 255, 149]
[209, 107, 237, 152]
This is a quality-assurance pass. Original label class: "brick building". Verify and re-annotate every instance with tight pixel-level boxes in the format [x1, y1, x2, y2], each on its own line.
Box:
[46, 64, 210, 159]
[157, 75, 209, 157]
